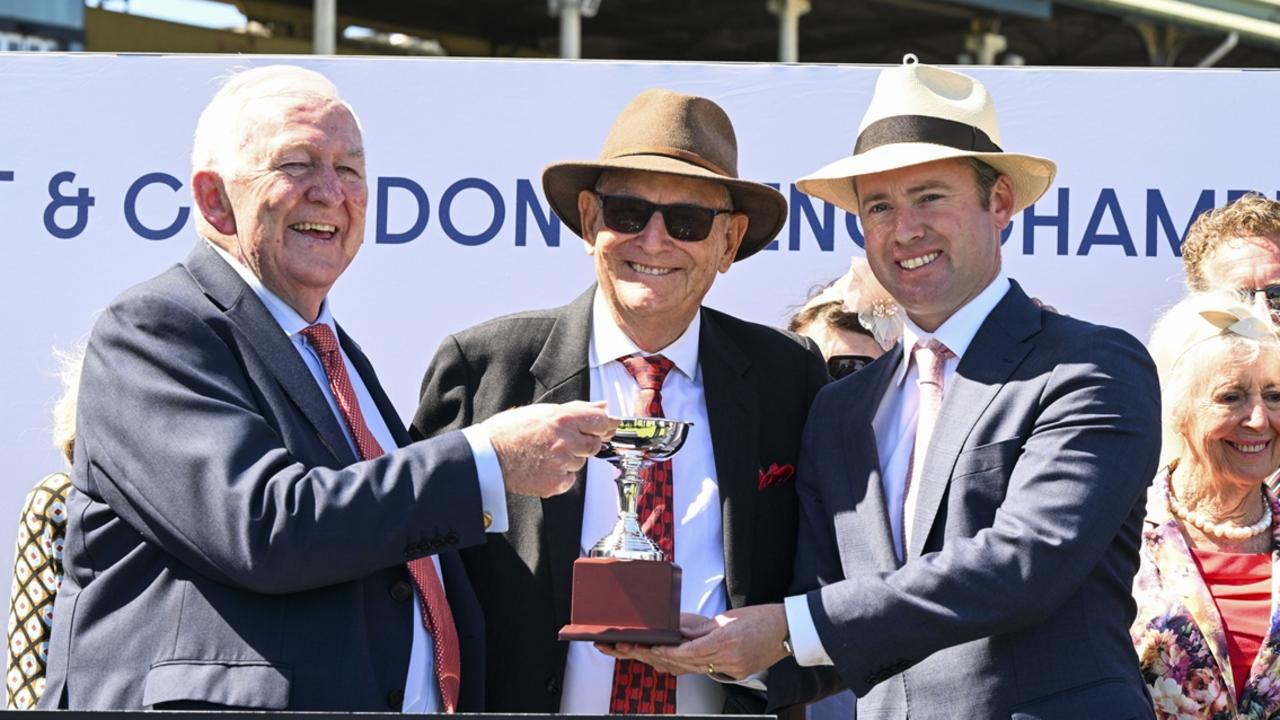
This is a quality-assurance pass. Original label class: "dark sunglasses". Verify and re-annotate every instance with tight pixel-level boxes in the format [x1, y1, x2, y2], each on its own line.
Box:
[593, 192, 733, 242]
[827, 354, 875, 380]
[1241, 284, 1280, 311]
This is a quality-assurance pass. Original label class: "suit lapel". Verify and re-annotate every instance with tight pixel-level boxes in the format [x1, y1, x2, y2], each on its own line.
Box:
[700, 311, 759, 609]
[840, 348, 902, 571]
[530, 288, 594, 626]
[907, 282, 1038, 559]
[338, 325, 412, 448]
[184, 242, 355, 466]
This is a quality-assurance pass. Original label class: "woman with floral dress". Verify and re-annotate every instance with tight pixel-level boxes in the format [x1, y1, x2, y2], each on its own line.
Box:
[1133, 293, 1280, 720]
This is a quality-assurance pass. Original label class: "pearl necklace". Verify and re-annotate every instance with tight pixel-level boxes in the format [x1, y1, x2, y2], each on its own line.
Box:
[1166, 469, 1272, 540]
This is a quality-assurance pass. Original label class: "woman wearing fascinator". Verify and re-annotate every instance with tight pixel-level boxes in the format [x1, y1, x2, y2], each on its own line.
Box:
[1132, 292, 1280, 719]
[790, 257, 904, 379]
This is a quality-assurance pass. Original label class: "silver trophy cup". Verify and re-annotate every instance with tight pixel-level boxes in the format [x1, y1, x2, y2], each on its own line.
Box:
[588, 417, 693, 561]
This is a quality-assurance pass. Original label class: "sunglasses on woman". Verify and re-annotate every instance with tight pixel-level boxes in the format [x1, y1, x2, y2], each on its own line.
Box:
[827, 354, 875, 380]
[592, 192, 733, 242]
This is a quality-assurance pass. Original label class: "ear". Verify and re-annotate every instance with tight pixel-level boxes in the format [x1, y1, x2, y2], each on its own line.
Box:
[192, 170, 237, 236]
[578, 189, 599, 256]
[990, 174, 1016, 230]
[718, 213, 748, 273]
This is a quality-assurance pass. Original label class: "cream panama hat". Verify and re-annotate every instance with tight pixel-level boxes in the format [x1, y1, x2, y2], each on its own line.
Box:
[542, 88, 788, 261]
[797, 55, 1057, 216]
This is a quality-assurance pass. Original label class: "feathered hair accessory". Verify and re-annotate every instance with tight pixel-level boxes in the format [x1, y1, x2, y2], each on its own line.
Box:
[801, 257, 904, 351]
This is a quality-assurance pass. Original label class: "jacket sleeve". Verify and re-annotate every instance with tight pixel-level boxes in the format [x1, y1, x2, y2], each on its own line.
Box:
[410, 333, 477, 441]
[75, 289, 486, 595]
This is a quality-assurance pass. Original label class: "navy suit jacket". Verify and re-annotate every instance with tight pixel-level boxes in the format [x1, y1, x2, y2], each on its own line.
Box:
[769, 281, 1160, 720]
[41, 242, 487, 710]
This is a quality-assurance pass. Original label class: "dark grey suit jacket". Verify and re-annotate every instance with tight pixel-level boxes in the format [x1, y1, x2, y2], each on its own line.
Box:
[41, 242, 487, 711]
[410, 287, 828, 713]
[769, 281, 1160, 720]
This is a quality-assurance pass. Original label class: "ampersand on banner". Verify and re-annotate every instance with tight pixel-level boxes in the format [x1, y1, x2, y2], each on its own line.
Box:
[43, 171, 96, 239]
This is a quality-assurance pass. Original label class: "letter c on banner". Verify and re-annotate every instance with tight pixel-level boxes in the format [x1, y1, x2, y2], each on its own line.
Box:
[124, 172, 190, 240]
[440, 178, 504, 246]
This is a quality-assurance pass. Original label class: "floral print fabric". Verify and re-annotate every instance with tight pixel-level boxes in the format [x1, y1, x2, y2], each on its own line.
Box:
[1132, 470, 1280, 720]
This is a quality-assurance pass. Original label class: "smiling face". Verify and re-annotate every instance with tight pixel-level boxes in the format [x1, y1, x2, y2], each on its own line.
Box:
[1178, 345, 1280, 491]
[578, 169, 746, 351]
[219, 97, 368, 321]
[856, 158, 1014, 332]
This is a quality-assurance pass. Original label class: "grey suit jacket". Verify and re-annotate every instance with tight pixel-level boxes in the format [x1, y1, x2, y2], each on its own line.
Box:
[410, 286, 828, 714]
[41, 242, 487, 711]
[769, 281, 1160, 720]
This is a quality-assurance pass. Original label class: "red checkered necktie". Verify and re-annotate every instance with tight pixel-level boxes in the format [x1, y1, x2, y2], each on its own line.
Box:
[900, 338, 953, 559]
[609, 353, 677, 714]
[301, 323, 461, 712]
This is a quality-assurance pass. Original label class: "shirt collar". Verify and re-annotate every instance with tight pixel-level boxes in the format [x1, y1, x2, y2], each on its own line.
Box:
[891, 272, 1011, 386]
[589, 287, 700, 380]
[208, 240, 337, 339]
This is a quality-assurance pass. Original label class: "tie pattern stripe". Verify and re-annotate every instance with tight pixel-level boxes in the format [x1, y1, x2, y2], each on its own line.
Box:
[300, 323, 461, 712]
[901, 339, 953, 557]
[609, 354, 677, 715]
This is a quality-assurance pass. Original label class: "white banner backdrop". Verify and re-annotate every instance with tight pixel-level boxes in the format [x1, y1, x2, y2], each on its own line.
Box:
[1, 53, 1275, 596]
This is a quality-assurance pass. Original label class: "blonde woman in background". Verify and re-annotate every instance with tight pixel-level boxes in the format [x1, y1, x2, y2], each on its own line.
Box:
[6, 346, 82, 708]
[1132, 293, 1280, 719]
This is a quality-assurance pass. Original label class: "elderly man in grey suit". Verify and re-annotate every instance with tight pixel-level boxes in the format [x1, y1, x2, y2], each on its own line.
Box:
[411, 89, 827, 716]
[624, 58, 1162, 719]
[40, 65, 615, 711]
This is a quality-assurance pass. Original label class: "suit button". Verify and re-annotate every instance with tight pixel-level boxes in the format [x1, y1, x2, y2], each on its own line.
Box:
[430, 537, 444, 550]
[390, 581, 413, 602]
[546, 675, 561, 695]
[446, 531, 459, 545]
[387, 688, 404, 709]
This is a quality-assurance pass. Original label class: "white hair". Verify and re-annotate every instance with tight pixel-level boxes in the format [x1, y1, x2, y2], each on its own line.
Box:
[190, 65, 359, 177]
[1148, 291, 1280, 467]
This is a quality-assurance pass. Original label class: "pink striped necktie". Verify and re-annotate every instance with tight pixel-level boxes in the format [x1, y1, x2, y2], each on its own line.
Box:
[301, 323, 461, 712]
[901, 338, 953, 558]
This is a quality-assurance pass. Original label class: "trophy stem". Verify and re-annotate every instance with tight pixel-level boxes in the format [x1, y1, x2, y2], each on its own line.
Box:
[587, 452, 664, 561]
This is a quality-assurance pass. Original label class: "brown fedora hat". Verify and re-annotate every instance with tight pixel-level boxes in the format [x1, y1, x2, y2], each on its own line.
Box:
[541, 88, 787, 261]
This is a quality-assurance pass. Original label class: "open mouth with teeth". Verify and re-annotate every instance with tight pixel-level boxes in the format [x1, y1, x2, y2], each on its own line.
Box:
[290, 222, 339, 240]
[899, 251, 941, 270]
[1226, 439, 1272, 454]
[627, 261, 675, 277]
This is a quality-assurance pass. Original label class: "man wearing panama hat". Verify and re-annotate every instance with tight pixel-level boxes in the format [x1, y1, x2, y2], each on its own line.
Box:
[631, 58, 1162, 719]
[411, 88, 827, 715]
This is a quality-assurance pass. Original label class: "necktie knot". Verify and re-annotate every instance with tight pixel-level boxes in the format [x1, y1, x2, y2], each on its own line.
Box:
[619, 354, 674, 391]
[301, 323, 340, 357]
[912, 338, 953, 388]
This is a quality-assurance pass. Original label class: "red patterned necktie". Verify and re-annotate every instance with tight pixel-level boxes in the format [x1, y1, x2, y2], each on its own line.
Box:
[609, 353, 677, 714]
[300, 323, 461, 712]
[901, 338, 954, 558]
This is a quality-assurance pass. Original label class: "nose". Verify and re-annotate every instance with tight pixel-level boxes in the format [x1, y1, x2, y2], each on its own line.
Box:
[1250, 290, 1273, 319]
[892, 205, 926, 244]
[633, 210, 671, 248]
[1243, 397, 1268, 430]
[306, 166, 344, 206]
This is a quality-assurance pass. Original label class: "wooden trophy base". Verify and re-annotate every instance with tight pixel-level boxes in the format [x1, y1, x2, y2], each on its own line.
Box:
[558, 556, 683, 645]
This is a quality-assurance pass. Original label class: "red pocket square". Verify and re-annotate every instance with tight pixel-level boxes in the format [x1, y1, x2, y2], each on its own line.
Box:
[757, 463, 796, 491]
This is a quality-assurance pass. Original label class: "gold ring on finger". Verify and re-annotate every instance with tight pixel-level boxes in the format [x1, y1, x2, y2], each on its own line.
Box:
[707, 663, 716, 675]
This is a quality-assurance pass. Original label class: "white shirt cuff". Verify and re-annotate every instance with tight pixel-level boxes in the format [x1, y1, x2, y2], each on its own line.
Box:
[461, 426, 509, 533]
[784, 593, 833, 667]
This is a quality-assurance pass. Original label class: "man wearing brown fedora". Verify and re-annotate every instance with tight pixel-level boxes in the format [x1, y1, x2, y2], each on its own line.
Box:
[626, 58, 1162, 719]
[410, 88, 827, 715]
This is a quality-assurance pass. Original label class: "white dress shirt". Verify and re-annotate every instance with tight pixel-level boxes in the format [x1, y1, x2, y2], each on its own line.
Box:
[209, 242, 508, 712]
[784, 273, 1012, 668]
[559, 290, 729, 714]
